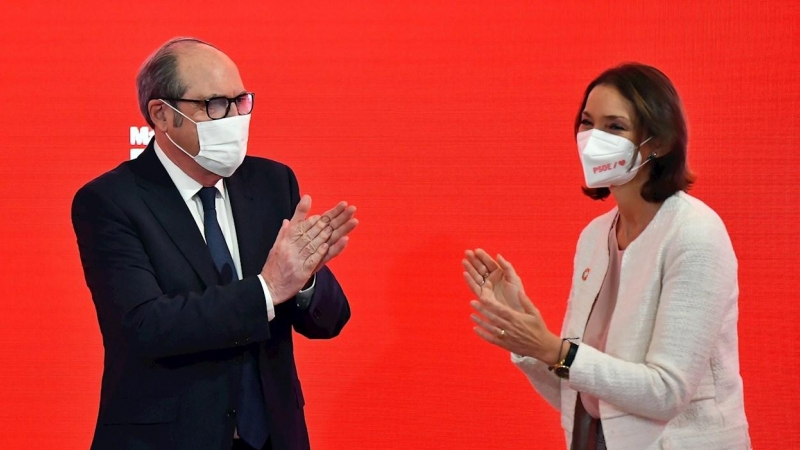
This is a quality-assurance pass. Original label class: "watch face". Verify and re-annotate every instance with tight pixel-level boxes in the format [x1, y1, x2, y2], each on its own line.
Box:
[554, 366, 570, 379]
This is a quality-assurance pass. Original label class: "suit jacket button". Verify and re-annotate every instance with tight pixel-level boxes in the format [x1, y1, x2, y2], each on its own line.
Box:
[233, 341, 239, 346]
[226, 409, 236, 418]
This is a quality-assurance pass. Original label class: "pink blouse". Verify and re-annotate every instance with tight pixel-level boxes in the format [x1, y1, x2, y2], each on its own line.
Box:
[580, 216, 624, 419]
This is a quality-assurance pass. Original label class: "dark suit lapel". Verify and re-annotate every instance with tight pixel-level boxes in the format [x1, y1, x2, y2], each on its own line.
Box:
[226, 165, 266, 278]
[131, 141, 219, 288]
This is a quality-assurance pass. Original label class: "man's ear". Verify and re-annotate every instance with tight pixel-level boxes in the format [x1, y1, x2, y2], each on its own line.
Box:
[148, 100, 169, 132]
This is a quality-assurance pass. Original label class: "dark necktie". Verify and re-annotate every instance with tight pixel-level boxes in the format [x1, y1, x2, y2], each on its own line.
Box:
[198, 187, 269, 448]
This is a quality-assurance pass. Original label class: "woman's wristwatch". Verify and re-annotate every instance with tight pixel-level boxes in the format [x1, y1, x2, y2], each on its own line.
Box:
[548, 341, 579, 379]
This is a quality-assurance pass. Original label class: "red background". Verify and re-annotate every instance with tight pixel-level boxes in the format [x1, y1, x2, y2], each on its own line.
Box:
[1, 1, 798, 448]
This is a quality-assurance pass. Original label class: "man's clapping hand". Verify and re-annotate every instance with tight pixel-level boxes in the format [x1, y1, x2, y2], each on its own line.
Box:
[261, 195, 358, 304]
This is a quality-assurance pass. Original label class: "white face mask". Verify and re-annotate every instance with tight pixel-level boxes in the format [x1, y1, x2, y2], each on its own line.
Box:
[160, 100, 250, 177]
[577, 129, 653, 188]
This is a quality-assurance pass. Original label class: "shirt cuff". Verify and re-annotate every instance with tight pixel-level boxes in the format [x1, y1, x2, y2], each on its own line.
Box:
[295, 274, 316, 310]
[256, 274, 276, 321]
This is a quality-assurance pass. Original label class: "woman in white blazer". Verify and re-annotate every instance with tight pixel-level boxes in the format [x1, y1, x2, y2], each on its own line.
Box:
[463, 64, 750, 450]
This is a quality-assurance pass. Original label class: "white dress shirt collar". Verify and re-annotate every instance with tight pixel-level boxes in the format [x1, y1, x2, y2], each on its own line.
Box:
[153, 140, 225, 199]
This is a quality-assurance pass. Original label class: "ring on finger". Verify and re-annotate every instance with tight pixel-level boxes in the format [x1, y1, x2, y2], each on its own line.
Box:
[498, 329, 506, 338]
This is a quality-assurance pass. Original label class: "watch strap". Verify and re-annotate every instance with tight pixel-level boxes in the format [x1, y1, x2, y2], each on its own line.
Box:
[564, 342, 579, 367]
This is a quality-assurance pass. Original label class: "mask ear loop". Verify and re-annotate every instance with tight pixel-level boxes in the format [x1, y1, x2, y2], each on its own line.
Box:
[160, 99, 198, 125]
[626, 136, 655, 172]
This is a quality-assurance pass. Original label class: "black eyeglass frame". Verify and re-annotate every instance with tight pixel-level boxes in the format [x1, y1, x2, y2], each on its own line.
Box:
[162, 92, 255, 120]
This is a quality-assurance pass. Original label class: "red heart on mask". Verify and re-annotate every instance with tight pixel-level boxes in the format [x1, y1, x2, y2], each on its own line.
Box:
[618, 160, 626, 166]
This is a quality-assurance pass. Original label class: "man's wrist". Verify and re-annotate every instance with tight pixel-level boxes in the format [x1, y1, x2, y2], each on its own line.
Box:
[260, 273, 284, 304]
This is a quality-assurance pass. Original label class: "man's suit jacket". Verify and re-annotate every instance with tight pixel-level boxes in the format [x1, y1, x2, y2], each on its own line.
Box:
[72, 140, 350, 450]
[511, 192, 750, 449]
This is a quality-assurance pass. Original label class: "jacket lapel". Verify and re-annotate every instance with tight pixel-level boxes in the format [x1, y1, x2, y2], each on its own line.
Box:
[131, 142, 219, 288]
[565, 211, 615, 341]
[226, 164, 266, 278]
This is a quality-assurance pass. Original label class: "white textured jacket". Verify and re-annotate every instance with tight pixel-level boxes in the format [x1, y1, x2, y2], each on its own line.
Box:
[513, 192, 750, 449]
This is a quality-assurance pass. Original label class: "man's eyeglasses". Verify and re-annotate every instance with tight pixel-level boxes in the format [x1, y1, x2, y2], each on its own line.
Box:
[164, 92, 255, 120]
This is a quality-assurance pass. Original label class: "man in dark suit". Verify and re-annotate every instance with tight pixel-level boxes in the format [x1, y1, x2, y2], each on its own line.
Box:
[71, 37, 357, 450]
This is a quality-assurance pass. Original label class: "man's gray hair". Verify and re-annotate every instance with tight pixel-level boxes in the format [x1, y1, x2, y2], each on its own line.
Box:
[136, 37, 215, 128]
